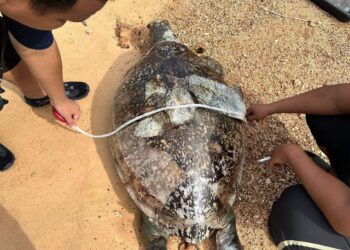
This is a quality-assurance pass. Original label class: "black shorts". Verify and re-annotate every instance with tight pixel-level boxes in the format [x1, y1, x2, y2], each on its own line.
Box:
[0, 14, 54, 74]
[268, 114, 350, 249]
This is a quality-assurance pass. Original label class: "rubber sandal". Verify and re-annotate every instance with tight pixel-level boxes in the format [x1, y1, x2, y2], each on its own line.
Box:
[0, 144, 15, 171]
[304, 150, 331, 172]
[24, 81, 90, 107]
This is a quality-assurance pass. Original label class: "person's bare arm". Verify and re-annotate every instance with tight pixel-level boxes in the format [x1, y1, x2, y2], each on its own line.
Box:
[270, 144, 350, 237]
[247, 84, 350, 121]
[8, 33, 80, 126]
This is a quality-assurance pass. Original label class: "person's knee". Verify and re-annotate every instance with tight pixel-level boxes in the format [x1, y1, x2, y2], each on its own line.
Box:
[268, 185, 350, 250]
[268, 185, 306, 244]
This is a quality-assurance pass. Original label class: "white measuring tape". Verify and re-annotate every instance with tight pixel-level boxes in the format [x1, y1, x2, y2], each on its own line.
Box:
[72, 104, 247, 139]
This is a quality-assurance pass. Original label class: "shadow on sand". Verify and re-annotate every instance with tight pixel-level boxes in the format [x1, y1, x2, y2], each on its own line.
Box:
[0, 205, 35, 250]
[90, 48, 145, 249]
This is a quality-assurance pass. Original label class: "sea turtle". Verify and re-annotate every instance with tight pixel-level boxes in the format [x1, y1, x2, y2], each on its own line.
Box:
[110, 20, 246, 250]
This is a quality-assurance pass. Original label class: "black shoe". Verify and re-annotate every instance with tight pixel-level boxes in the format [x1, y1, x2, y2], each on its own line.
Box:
[24, 81, 90, 107]
[0, 144, 15, 171]
[24, 95, 50, 107]
[304, 150, 331, 172]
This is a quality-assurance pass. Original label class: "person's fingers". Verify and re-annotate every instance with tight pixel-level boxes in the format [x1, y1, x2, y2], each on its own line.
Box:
[246, 107, 254, 116]
[268, 156, 282, 167]
[72, 109, 81, 122]
[247, 114, 255, 122]
[270, 161, 282, 167]
[65, 115, 75, 127]
[246, 108, 256, 121]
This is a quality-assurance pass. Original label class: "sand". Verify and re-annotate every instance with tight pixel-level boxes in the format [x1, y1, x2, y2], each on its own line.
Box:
[1, 0, 349, 249]
[1, 1, 167, 249]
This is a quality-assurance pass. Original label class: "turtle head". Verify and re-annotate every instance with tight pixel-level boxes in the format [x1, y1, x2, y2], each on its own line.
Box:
[147, 19, 179, 44]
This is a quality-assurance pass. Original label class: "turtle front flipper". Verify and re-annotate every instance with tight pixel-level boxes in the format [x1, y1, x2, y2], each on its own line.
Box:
[216, 211, 242, 250]
[142, 214, 169, 250]
[201, 55, 225, 78]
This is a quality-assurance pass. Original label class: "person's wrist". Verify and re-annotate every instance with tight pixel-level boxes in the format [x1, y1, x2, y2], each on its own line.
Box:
[266, 103, 278, 115]
[283, 144, 303, 162]
[51, 96, 70, 107]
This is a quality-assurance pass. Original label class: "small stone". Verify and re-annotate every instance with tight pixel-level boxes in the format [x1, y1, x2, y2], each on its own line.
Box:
[85, 30, 93, 35]
[308, 21, 317, 27]
[292, 79, 301, 86]
[113, 210, 122, 217]
[266, 178, 271, 185]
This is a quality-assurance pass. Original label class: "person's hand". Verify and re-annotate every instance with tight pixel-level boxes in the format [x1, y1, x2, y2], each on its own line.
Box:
[268, 144, 300, 167]
[52, 98, 81, 126]
[246, 104, 274, 122]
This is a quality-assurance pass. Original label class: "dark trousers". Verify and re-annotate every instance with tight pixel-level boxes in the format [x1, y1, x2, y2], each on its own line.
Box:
[268, 114, 350, 250]
[0, 16, 21, 111]
[0, 16, 21, 73]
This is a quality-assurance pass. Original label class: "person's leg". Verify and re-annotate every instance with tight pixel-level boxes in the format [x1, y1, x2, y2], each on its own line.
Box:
[269, 185, 350, 250]
[306, 114, 350, 185]
[4, 63, 90, 107]
[4, 60, 46, 99]
[0, 19, 20, 171]
[2, 34, 89, 107]
[1, 24, 45, 99]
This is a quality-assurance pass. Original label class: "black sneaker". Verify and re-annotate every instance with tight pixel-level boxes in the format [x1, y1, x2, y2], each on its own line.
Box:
[0, 144, 15, 171]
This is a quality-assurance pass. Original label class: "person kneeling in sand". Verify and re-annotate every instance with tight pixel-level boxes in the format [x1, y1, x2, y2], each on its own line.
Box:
[247, 84, 350, 249]
[0, 0, 107, 171]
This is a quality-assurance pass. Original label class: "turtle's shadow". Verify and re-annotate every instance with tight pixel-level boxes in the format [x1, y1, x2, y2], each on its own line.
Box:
[0, 204, 35, 250]
[91, 48, 145, 249]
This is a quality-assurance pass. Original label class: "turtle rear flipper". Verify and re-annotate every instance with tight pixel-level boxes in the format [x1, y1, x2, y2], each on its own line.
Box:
[142, 214, 169, 250]
[216, 211, 242, 250]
